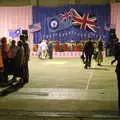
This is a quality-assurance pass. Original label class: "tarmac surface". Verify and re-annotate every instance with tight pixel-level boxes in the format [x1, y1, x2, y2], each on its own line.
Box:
[0, 56, 119, 119]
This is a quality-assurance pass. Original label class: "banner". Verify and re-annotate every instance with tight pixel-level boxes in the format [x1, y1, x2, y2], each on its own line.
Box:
[33, 5, 110, 44]
[9, 28, 21, 38]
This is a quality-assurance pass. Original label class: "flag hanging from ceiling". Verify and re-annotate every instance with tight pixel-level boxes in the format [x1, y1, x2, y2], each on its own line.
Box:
[9, 28, 21, 38]
[29, 23, 41, 32]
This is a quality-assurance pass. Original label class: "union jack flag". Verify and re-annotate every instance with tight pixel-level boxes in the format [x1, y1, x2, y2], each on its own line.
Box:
[70, 8, 96, 32]
[59, 11, 72, 21]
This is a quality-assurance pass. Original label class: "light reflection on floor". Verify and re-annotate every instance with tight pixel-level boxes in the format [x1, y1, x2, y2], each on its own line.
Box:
[12, 88, 116, 101]
[44, 61, 67, 65]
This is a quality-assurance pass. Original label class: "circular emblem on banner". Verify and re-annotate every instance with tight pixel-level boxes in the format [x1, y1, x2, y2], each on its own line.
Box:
[15, 29, 21, 35]
[51, 20, 58, 28]
[49, 18, 59, 30]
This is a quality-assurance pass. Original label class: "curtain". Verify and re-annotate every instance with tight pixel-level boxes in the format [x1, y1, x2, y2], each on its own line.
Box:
[0, 6, 32, 45]
[111, 3, 120, 39]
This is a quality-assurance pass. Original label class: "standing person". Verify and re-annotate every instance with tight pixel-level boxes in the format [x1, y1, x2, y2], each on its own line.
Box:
[20, 35, 30, 84]
[8, 40, 17, 76]
[83, 37, 94, 69]
[38, 41, 42, 59]
[0, 45, 4, 82]
[48, 41, 53, 59]
[113, 39, 120, 113]
[14, 41, 24, 83]
[96, 39, 104, 66]
[111, 38, 119, 64]
[0, 47, 4, 69]
[40, 40, 48, 59]
[0, 37, 10, 83]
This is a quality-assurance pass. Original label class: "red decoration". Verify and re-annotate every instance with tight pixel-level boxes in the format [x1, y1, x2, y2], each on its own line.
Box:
[54, 41, 60, 52]
[63, 44, 68, 51]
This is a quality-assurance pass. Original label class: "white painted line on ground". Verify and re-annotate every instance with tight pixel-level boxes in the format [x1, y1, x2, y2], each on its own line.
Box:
[85, 61, 96, 90]
[10, 88, 116, 101]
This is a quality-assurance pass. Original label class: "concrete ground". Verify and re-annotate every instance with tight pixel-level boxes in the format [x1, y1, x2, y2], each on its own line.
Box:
[0, 56, 119, 119]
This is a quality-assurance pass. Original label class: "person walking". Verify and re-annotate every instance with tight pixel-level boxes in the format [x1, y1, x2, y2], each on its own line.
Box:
[96, 40, 104, 66]
[83, 37, 94, 69]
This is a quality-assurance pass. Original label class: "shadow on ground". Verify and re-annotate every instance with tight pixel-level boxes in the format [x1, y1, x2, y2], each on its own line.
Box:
[0, 110, 119, 120]
[0, 80, 25, 97]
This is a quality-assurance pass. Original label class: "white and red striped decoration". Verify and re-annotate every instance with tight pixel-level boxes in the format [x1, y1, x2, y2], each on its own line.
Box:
[53, 52, 81, 57]
[32, 52, 82, 57]
[32, 51, 106, 57]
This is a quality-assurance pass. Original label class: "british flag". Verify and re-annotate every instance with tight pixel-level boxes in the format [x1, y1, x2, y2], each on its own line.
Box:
[70, 8, 96, 32]
[59, 11, 72, 21]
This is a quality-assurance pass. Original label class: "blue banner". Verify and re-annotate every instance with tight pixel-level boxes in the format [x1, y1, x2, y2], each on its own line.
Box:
[32, 5, 110, 44]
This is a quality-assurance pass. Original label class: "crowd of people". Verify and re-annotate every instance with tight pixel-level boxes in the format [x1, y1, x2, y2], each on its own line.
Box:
[81, 37, 104, 69]
[0, 35, 30, 86]
[82, 36, 120, 113]
[1, 35, 120, 113]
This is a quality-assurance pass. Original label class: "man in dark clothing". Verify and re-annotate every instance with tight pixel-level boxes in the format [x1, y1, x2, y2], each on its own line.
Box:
[48, 41, 53, 59]
[111, 38, 119, 64]
[113, 39, 120, 113]
[14, 41, 24, 81]
[97, 40, 104, 66]
[9, 40, 17, 76]
[116, 60, 120, 113]
[83, 38, 94, 69]
[20, 35, 30, 84]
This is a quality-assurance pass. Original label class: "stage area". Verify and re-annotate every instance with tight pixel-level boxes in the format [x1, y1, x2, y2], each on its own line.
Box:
[0, 57, 119, 118]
